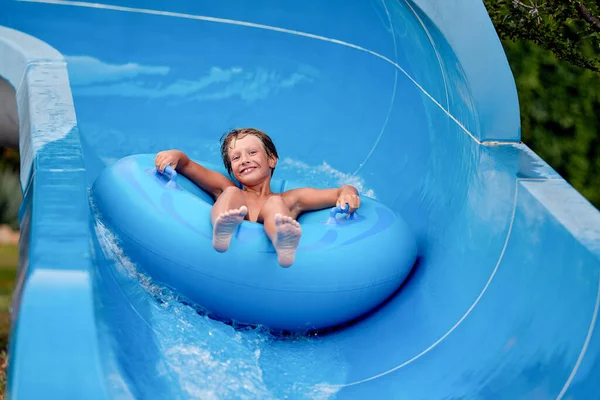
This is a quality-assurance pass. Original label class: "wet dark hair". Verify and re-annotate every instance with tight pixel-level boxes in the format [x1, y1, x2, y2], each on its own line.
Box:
[220, 128, 279, 177]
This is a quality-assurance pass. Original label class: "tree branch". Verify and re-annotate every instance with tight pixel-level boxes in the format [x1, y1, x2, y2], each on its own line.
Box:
[577, 2, 600, 32]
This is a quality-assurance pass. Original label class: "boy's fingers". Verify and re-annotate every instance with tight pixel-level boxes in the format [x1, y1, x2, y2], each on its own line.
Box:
[337, 194, 361, 212]
[341, 199, 349, 212]
[349, 196, 359, 213]
[156, 155, 166, 170]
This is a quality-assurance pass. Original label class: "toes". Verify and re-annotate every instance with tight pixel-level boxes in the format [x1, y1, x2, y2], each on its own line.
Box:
[273, 214, 301, 228]
[274, 213, 283, 225]
[219, 207, 249, 220]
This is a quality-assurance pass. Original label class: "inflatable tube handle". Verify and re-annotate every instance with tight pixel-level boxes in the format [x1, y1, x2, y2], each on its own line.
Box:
[326, 203, 359, 225]
[158, 165, 178, 189]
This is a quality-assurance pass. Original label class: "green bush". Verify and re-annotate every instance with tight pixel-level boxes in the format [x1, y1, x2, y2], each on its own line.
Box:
[0, 171, 21, 231]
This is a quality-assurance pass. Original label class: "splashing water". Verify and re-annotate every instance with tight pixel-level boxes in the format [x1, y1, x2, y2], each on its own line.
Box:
[91, 206, 347, 399]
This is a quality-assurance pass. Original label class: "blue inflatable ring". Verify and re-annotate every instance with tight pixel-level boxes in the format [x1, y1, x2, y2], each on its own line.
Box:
[91, 154, 417, 332]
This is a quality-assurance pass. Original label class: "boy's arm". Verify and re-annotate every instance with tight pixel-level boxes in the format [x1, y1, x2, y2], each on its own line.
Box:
[284, 185, 360, 215]
[155, 150, 236, 198]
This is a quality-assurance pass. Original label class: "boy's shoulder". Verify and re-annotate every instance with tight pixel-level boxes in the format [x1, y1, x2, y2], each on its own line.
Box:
[281, 186, 335, 201]
[281, 187, 310, 195]
[280, 187, 310, 202]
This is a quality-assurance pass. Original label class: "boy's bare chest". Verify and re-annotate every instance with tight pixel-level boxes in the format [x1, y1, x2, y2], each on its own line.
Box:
[242, 194, 272, 222]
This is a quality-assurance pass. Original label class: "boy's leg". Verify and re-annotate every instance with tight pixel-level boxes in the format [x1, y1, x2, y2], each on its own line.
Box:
[211, 186, 248, 252]
[259, 196, 302, 267]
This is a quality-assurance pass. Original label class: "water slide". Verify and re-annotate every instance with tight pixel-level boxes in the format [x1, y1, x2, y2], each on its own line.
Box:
[1, 0, 600, 398]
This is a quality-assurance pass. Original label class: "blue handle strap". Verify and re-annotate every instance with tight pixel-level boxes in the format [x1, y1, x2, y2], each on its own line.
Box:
[326, 203, 359, 225]
[155, 165, 178, 189]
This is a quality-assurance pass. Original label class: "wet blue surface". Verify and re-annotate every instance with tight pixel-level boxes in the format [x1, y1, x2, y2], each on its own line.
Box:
[1, 0, 600, 398]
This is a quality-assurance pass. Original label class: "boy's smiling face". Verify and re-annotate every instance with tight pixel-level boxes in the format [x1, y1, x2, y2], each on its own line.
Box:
[228, 134, 277, 186]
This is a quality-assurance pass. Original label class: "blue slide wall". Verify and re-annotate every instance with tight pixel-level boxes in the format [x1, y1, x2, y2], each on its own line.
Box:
[0, 0, 599, 398]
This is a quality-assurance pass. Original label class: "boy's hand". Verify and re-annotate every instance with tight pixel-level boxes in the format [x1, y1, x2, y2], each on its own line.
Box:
[336, 186, 360, 215]
[155, 150, 188, 173]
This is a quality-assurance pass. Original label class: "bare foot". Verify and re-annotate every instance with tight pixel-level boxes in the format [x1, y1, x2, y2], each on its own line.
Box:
[213, 206, 248, 252]
[273, 214, 302, 267]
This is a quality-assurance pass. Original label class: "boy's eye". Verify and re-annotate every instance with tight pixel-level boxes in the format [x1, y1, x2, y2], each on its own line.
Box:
[232, 156, 239, 161]
[250, 151, 257, 155]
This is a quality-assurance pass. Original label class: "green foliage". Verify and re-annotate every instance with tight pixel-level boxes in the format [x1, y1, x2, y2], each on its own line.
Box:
[0, 148, 19, 174]
[484, 0, 600, 72]
[0, 244, 18, 398]
[0, 171, 20, 231]
[0, 147, 21, 230]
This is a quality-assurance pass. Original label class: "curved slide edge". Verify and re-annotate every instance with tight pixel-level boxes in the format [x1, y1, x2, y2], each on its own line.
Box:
[484, 142, 600, 397]
[0, 24, 62, 149]
[520, 179, 600, 399]
[0, 26, 108, 399]
[409, 0, 520, 142]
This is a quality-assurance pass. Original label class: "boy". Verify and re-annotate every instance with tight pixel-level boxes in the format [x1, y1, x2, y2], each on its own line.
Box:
[154, 128, 360, 267]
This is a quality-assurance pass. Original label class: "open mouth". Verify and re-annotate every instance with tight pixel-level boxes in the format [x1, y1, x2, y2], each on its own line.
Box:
[239, 166, 257, 175]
